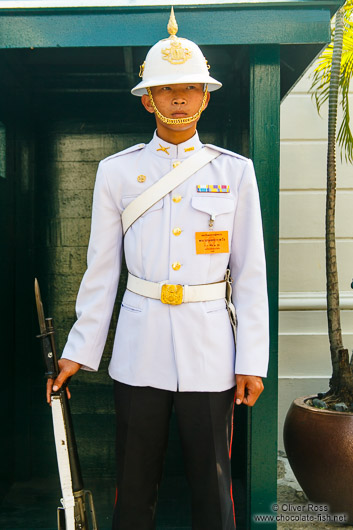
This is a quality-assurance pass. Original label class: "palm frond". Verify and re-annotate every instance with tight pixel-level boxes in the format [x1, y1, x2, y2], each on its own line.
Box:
[337, 61, 353, 163]
[310, 1, 353, 163]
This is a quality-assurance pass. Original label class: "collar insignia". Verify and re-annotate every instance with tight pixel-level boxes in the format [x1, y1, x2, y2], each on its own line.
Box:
[157, 144, 171, 155]
[184, 146, 194, 152]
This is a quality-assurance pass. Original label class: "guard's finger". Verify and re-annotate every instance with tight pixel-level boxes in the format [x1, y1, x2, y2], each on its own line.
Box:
[46, 376, 71, 404]
[46, 378, 54, 405]
[52, 370, 70, 392]
[243, 391, 257, 407]
[235, 379, 245, 405]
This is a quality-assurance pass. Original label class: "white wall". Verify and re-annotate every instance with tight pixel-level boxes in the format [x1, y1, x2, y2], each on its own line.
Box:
[278, 66, 353, 450]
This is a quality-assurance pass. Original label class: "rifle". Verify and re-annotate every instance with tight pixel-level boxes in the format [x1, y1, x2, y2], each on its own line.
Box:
[35, 278, 98, 530]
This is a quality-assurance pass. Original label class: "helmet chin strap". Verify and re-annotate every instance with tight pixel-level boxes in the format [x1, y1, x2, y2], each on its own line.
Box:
[147, 86, 208, 125]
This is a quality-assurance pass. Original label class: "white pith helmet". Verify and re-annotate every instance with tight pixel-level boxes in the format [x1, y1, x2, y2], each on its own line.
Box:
[131, 7, 222, 97]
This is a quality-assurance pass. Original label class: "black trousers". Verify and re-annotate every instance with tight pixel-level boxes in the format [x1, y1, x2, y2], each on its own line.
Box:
[112, 381, 236, 530]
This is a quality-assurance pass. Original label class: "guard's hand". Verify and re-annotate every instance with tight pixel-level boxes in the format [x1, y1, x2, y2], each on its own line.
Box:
[46, 358, 82, 404]
[235, 374, 264, 407]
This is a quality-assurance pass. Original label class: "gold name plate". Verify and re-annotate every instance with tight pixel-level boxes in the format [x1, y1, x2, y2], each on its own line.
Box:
[161, 284, 183, 305]
[195, 231, 229, 254]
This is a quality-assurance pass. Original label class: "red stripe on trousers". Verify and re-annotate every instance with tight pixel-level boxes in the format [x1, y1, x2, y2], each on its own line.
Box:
[229, 389, 236, 527]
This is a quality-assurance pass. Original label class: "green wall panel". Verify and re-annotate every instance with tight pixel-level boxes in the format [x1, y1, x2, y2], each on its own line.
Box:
[248, 44, 280, 529]
[0, 124, 15, 501]
[0, 8, 331, 48]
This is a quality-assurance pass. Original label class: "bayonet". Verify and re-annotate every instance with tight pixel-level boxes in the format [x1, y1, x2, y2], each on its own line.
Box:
[35, 278, 58, 380]
[34, 278, 46, 335]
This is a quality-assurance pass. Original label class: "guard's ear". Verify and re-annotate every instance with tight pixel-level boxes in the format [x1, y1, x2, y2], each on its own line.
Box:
[141, 94, 155, 114]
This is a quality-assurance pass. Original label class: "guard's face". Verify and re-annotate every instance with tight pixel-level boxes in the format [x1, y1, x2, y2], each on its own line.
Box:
[141, 83, 210, 132]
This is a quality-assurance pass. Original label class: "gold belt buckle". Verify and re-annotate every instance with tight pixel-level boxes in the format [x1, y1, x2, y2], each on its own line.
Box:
[161, 284, 183, 305]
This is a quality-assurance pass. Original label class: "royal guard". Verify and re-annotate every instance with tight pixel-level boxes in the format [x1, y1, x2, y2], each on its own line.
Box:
[48, 8, 269, 530]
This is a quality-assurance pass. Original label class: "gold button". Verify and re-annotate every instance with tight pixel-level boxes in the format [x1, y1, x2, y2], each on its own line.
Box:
[172, 227, 182, 236]
[172, 261, 181, 271]
[137, 174, 146, 183]
[173, 161, 181, 168]
[173, 195, 182, 203]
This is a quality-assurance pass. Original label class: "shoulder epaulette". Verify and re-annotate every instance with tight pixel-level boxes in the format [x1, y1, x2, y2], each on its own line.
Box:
[102, 143, 145, 162]
[205, 144, 249, 162]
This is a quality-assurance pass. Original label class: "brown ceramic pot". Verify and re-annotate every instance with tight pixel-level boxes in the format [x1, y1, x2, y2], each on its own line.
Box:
[283, 396, 353, 524]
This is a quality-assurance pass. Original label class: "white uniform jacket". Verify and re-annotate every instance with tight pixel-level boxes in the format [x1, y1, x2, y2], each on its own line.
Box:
[62, 131, 269, 392]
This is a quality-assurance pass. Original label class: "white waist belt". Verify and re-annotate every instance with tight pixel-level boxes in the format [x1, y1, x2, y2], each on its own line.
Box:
[127, 273, 226, 305]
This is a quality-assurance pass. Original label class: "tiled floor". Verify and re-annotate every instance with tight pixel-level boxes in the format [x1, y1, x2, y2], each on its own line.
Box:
[3, 456, 351, 530]
[0, 476, 245, 530]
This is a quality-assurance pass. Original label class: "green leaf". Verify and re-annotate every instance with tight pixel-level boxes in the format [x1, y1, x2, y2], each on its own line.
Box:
[310, 2, 353, 163]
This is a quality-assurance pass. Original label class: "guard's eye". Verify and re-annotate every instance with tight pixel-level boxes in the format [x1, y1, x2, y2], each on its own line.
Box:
[186, 85, 197, 90]
[161, 86, 172, 91]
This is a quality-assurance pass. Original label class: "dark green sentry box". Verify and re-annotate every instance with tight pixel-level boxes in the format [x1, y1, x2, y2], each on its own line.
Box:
[0, 1, 343, 529]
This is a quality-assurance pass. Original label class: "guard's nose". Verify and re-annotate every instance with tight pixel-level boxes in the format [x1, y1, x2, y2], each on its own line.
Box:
[173, 96, 186, 105]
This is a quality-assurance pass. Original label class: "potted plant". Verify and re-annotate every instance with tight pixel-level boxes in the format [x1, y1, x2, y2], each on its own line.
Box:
[283, 1, 353, 523]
